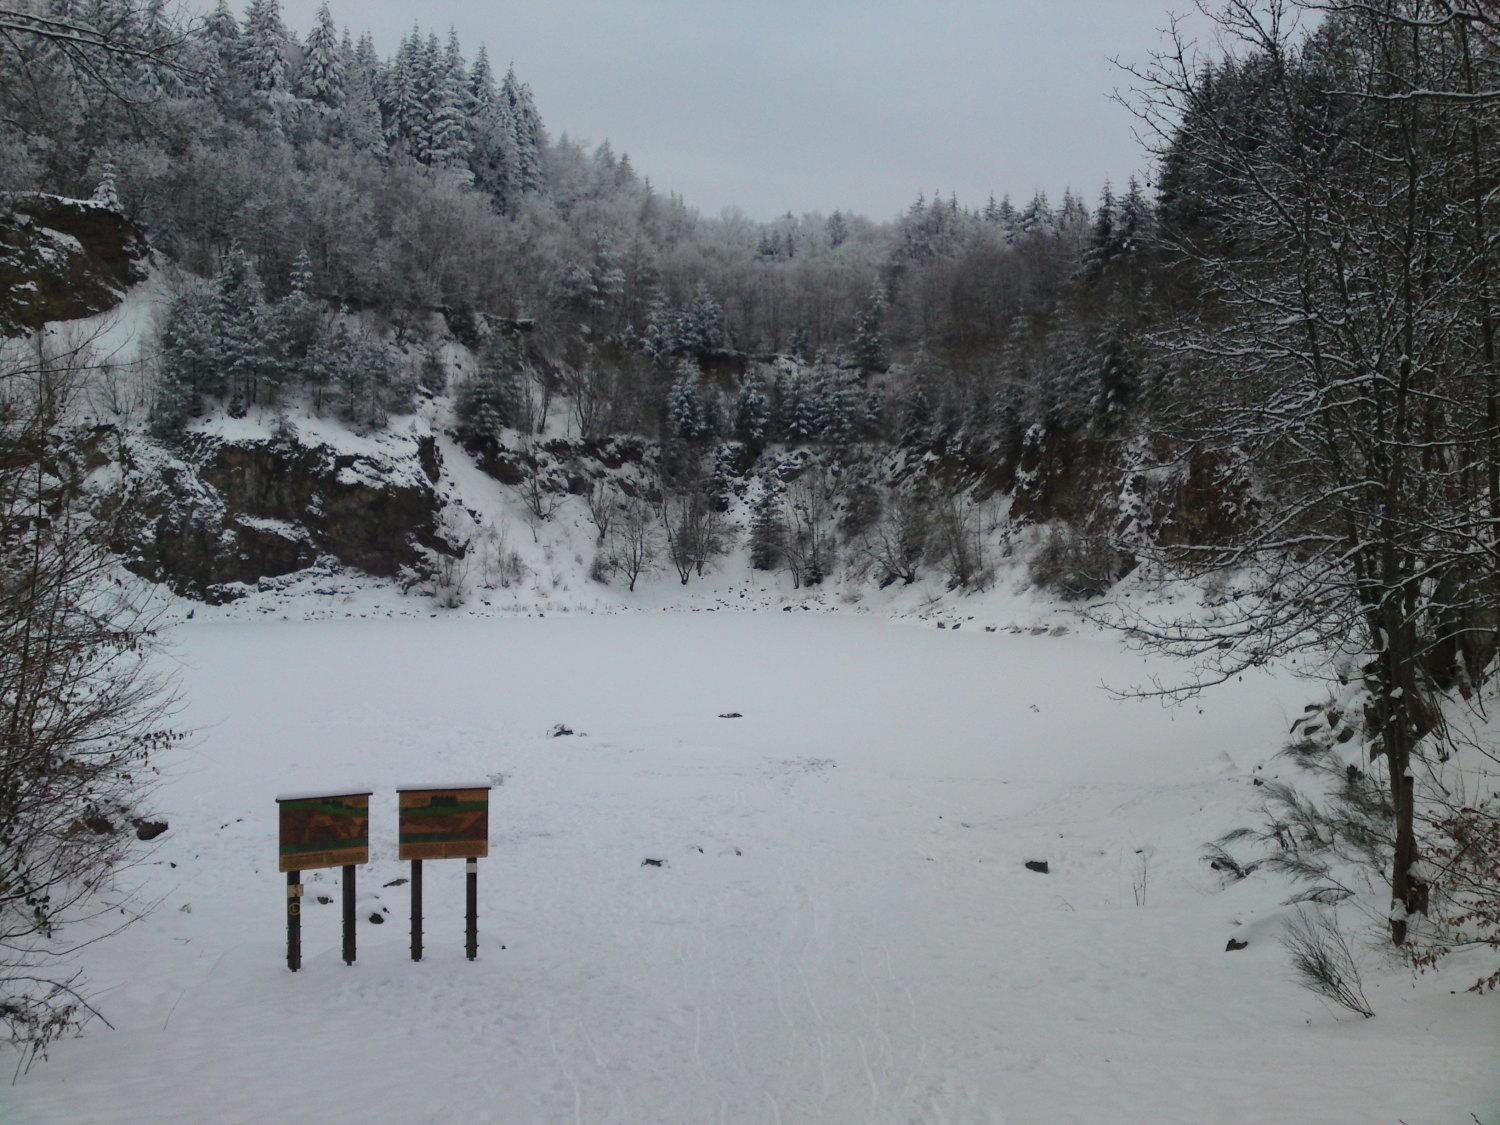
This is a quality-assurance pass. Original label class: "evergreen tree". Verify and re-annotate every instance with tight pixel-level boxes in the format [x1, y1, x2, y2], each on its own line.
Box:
[299, 2, 343, 108]
[826, 210, 848, 249]
[271, 248, 321, 389]
[242, 0, 289, 95]
[1086, 181, 1117, 270]
[199, 0, 241, 95]
[1017, 191, 1054, 239]
[382, 27, 424, 151]
[900, 383, 934, 446]
[679, 282, 728, 356]
[444, 29, 472, 116]
[1093, 328, 1136, 428]
[501, 66, 545, 196]
[153, 287, 217, 434]
[210, 245, 273, 412]
[748, 478, 784, 571]
[339, 56, 384, 152]
[781, 369, 821, 443]
[851, 289, 889, 373]
[668, 359, 708, 441]
[91, 162, 120, 210]
[422, 32, 471, 170]
[454, 336, 521, 443]
[733, 378, 770, 446]
[468, 47, 520, 204]
[1117, 176, 1150, 255]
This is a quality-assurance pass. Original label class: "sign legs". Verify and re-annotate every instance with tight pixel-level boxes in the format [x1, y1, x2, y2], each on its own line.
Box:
[465, 858, 478, 961]
[410, 859, 423, 962]
[342, 863, 356, 966]
[286, 870, 302, 972]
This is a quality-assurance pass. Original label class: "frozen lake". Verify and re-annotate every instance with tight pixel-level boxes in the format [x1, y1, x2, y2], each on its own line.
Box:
[7, 614, 1493, 1122]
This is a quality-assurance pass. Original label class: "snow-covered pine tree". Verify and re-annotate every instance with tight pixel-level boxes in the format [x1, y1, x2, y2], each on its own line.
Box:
[454, 334, 522, 444]
[271, 248, 322, 390]
[211, 245, 273, 412]
[1093, 327, 1136, 429]
[668, 359, 708, 442]
[422, 33, 471, 171]
[339, 54, 384, 153]
[826, 210, 848, 249]
[382, 27, 424, 152]
[1017, 191, 1053, 239]
[299, 2, 343, 108]
[1117, 176, 1149, 256]
[467, 46, 520, 205]
[1056, 188, 1089, 243]
[641, 296, 679, 362]
[900, 383, 934, 446]
[501, 66, 545, 196]
[748, 477, 784, 571]
[91, 162, 120, 210]
[152, 286, 217, 434]
[733, 378, 770, 447]
[1086, 181, 1116, 271]
[242, 0, 289, 95]
[851, 288, 889, 373]
[781, 369, 822, 443]
[199, 0, 241, 95]
[444, 29, 472, 117]
[679, 282, 728, 357]
[353, 30, 380, 84]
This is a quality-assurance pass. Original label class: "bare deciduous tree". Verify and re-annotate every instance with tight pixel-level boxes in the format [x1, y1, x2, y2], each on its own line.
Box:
[607, 494, 657, 592]
[0, 334, 178, 1066]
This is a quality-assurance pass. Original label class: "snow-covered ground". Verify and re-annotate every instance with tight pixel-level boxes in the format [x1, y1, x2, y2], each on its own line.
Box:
[6, 612, 1495, 1123]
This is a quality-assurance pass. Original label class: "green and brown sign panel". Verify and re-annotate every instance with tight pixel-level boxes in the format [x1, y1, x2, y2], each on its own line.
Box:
[277, 790, 371, 872]
[397, 785, 491, 861]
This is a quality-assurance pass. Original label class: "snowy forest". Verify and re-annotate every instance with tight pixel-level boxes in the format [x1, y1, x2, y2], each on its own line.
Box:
[0, 0, 1496, 1119]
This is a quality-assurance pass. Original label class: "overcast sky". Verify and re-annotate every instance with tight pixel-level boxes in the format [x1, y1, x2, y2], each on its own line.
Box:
[279, 1, 1206, 222]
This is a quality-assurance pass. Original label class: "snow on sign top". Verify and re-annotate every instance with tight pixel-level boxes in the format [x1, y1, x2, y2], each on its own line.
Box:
[275, 788, 374, 803]
[395, 783, 493, 793]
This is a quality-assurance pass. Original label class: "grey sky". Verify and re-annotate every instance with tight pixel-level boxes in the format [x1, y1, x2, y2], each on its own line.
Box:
[280, 1, 1204, 222]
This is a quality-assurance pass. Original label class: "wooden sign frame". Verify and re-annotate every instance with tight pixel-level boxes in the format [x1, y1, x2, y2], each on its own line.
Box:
[397, 785, 491, 861]
[276, 789, 371, 972]
[397, 784, 491, 962]
[276, 790, 372, 872]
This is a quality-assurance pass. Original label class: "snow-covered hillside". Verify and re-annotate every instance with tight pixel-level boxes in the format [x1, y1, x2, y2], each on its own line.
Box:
[5, 614, 1495, 1122]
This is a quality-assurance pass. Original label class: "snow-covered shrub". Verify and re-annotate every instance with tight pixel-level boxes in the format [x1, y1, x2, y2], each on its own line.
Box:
[1028, 524, 1122, 599]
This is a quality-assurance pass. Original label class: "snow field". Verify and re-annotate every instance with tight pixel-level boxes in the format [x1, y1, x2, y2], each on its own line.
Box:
[5, 614, 1496, 1123]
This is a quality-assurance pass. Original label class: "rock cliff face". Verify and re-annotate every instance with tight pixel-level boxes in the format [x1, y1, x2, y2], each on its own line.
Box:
[113, 430, 447, 602]
[0, 194, 152, 334]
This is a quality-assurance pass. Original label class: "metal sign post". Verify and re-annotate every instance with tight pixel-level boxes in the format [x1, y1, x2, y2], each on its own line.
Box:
[396, 784, 492, 961]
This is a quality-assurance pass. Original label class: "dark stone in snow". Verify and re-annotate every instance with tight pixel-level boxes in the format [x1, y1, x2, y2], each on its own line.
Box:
[549, 723, 575, 737]
[134, 819, 169, 841]
[718, 712, 743, 719]
[641, 858, 665, 867]
[1225, 938, 1249, 951]
[1024, 860, 1050, 874]
[384, 877, 408, 887]
[317, 895, 332, 905]
[368, 912, 385, 924]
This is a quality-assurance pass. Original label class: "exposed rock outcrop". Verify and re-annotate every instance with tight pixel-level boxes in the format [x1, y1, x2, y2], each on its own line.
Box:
[113, 430, 448, 602]
[0, 194, 151, 334]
